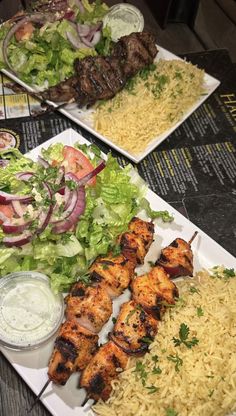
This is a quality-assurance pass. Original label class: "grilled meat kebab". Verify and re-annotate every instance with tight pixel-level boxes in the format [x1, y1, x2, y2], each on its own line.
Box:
[131, 266, 179, 320]
[46, 217, 154, 389]
[156, 231, 198, 278]
[65, 282, 112, 333]
[48, 320, 98, 385]
[80, 341, 129, 402]
[109, 299, 159, 355]
[80, 266, 179, 402]
[41, 31, 158, 107]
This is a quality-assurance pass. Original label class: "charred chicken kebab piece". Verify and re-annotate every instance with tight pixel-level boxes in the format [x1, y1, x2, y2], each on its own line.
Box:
[46, 217, 154, 389]
[156, 236, 196, 278]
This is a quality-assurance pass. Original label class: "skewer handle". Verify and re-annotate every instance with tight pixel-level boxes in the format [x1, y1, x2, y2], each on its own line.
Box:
[27, 378, 51, 413]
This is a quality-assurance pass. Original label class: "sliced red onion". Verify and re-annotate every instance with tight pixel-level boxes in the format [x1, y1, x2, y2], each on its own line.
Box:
[11, 200, 27, 218]
[55, 166, 65, 186]
[77, 23, 91, 37]
[89, 30, 101, 46]
[0, 190, 33, 204]
[2, 218, 33, 234]
[74, 0, 85, 14]
[63, 10, 76, 21]
[66, 30, 86, 49]
[16, 171, 35, 181]
[52, 186, 85, 234]
[3, 231, 33, 247]
[65, 160, 106, 187]
[36, 182, 53, 233]
[37, 155, 50, 168]
[63, 186, 73, 211]
[50, 189, 77, 224]
[0, 159, 9, 168]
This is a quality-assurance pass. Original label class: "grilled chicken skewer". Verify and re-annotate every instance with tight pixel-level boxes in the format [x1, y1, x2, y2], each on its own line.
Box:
[156, 231, 198, 278]
[28, 217, 154, 410]
[131, 266, 179, 320]
[80, 265, 179, 403]
[109, 300, 159, 355]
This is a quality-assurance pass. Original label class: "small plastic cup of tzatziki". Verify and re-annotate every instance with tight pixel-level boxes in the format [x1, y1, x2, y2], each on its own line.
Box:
[0, 271, 64, 350]
[103, 3, 144, 42]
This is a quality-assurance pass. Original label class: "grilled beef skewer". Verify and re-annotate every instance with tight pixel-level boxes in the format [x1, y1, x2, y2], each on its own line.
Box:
[41, 31, 158, 107]
[156, 232, 198, 278]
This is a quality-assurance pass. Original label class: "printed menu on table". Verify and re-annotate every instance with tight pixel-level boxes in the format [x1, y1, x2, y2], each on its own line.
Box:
[0, 49, 235, 257]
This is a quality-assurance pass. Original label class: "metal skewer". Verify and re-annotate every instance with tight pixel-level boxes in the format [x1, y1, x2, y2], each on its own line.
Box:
[188, 231, 198, 245]
[1, 71, 75, 116]
[27, 379, 51, 413]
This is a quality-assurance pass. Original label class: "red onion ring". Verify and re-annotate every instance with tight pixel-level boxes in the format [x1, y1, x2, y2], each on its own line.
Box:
[52, 186, 85, 234]
[3, 230, 33, 247]
[16, 171, 35, 181]
[1, 218, 33, 234]
[37, 155, 50, 168]
[0, 190, 33, 204]
[65, 160, 106, 187]
[74, 0, 85, 14]
[11, 200, 27, 217]
[36, 182, 53, 234]
[66, 30, 87, 49]
[50, 188, 77, 224]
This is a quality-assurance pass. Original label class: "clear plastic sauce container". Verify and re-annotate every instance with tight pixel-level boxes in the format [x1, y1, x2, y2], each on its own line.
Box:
[0, 271, 64, 350]
[103, 3, 145, 42]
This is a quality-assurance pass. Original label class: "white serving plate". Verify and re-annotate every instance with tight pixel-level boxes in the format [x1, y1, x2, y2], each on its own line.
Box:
[1, 128, 235, 416]
[1, 45, 220, 163]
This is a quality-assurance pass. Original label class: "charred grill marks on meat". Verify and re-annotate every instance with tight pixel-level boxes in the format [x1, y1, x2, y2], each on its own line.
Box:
[41, 31, 158, 107]
[47, 217, 154, 389]
[156, 237, 194, 278]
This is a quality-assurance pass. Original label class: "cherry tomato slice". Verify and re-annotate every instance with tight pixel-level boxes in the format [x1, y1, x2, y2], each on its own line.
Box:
[0, 204, 14, 224]
[62, 146, 96, 186]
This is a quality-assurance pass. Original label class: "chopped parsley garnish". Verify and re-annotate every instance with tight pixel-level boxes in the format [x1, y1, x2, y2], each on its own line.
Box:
[140, 336, 153, 345]
[167, 353, 183, 372]
[146, 385, 159, 394]
[212, 266, 236, 279]
[125, 304, 142, 324]
[152, 355, 162, 374]
[112, 317, 117, 324]
[189, 286, 200, 294]
[133, 361, 148, 386]
[172, 323, 199, 349]
[165, 408, 178, 416]
[196, 306, 204, 317]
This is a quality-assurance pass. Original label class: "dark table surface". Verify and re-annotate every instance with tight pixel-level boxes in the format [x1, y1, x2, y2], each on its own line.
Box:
[0, 9, 236, 415]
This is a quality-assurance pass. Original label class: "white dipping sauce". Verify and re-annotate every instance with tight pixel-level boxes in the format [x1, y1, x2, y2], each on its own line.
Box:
[103, 3, 144, 42]
[0, 272, 64, 350]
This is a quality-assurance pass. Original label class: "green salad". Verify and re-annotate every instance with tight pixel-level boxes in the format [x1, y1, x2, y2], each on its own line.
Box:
[0, 142, 173, 292]
[0, 0, 112, 88]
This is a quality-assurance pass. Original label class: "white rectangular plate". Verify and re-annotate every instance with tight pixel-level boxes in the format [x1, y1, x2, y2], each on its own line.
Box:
[1, 45, 220, 163]
[1, 128, 235, 416]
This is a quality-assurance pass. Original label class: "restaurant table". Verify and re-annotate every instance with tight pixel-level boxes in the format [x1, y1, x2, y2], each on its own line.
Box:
[0, 48, 236, 416]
